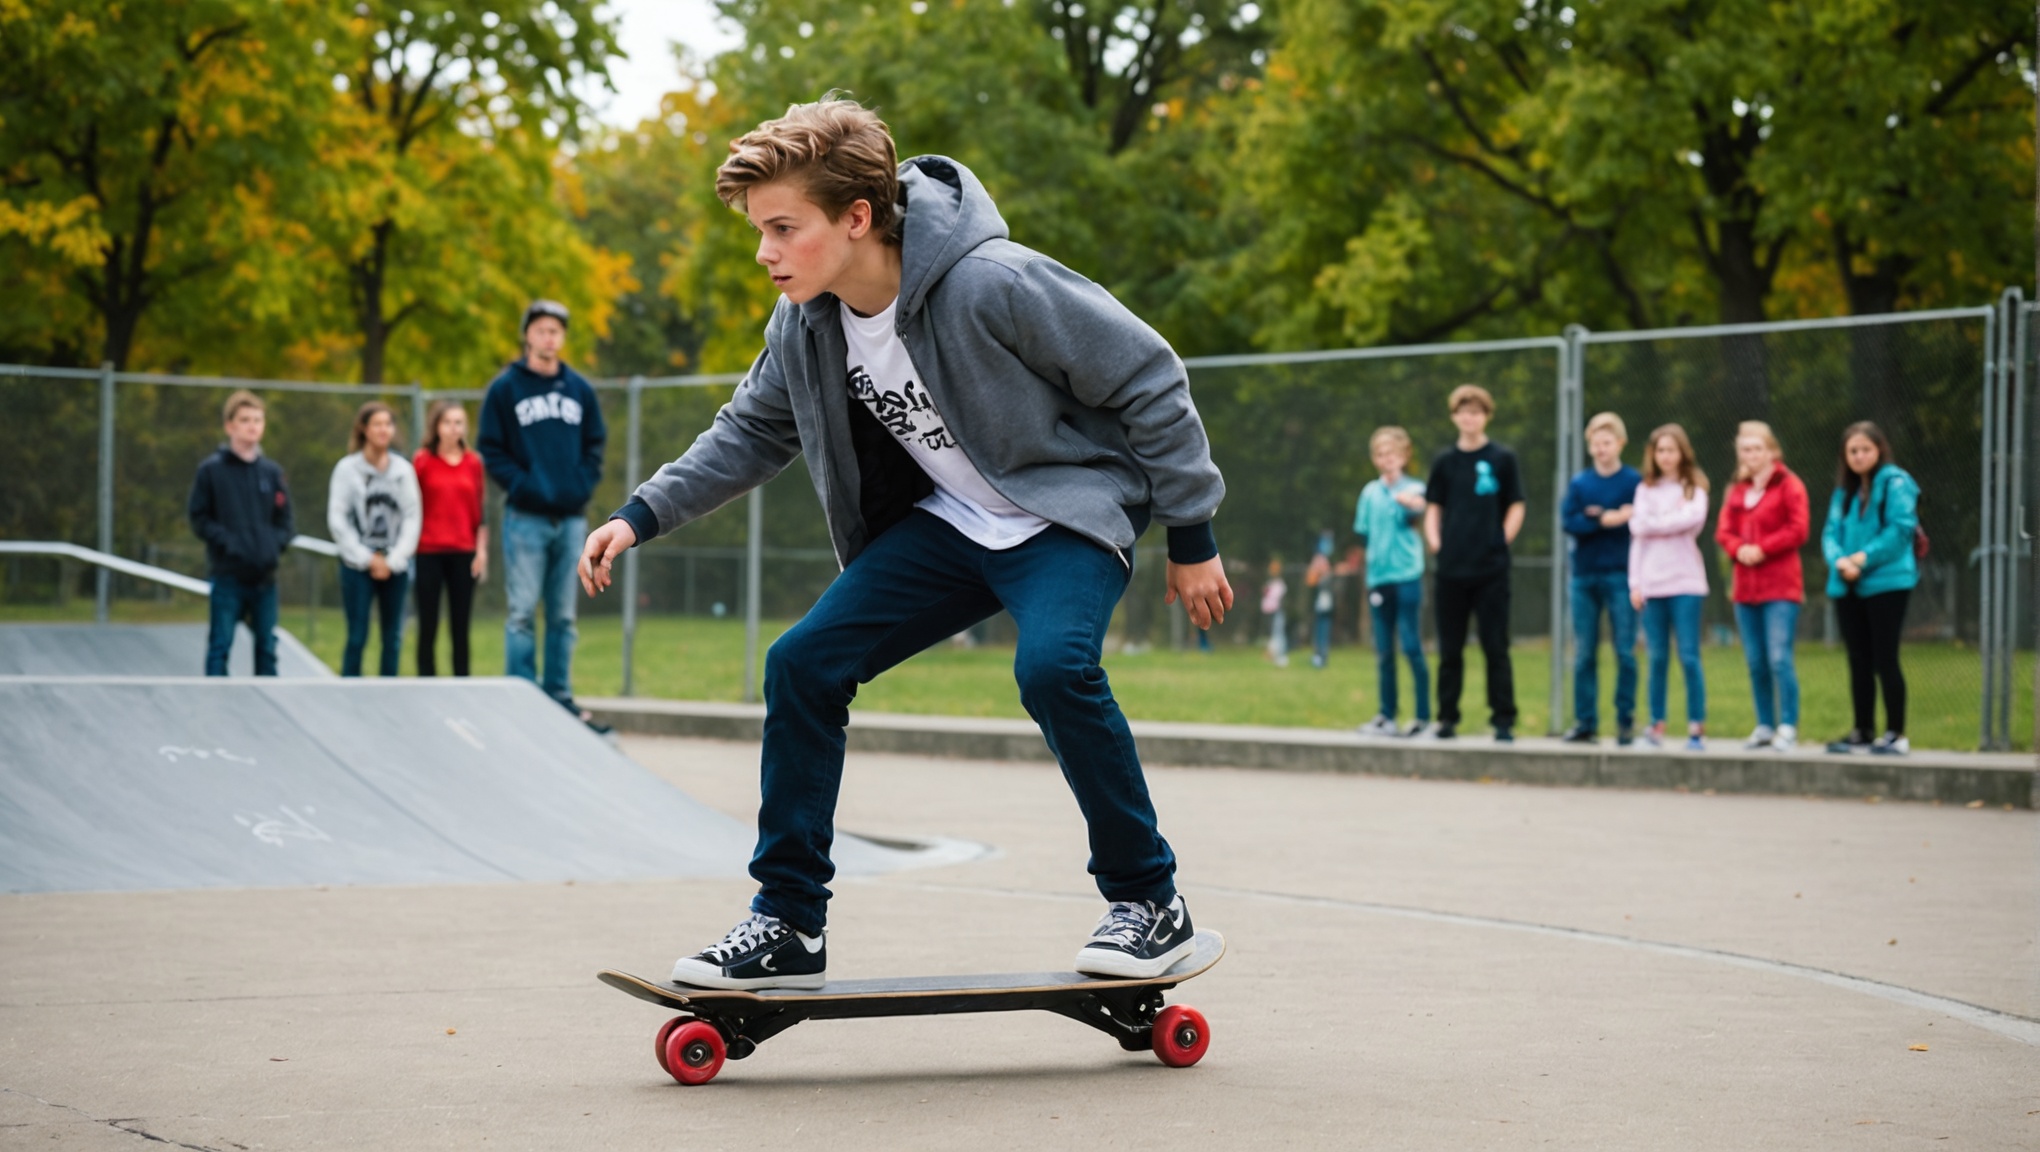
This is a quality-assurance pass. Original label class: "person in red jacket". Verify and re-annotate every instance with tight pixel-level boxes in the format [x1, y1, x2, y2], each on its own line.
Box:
[414, 400, 489, 676]
[1715, 420, 1809, 751]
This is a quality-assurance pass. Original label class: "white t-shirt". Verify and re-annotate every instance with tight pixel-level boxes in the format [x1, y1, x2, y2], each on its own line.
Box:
[840, 298, 1049, 550]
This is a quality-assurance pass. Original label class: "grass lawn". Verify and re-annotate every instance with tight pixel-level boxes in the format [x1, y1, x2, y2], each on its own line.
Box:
[7, 597, 2030, 753]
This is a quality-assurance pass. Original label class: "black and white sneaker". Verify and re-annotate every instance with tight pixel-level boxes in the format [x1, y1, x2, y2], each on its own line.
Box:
[671, 913, 826, 990]
[1074, 895, 1197, 979]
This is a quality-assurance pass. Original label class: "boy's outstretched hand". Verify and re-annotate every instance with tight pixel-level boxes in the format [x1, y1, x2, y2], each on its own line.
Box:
[1166, 556, 1233, 630]
[579, 519, 638, 596]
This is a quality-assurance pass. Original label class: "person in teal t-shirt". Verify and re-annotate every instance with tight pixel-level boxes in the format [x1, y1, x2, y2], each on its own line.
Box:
[1355, 425, 1431, 736]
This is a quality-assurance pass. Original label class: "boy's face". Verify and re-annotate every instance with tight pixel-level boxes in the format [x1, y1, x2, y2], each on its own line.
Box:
[747, 180, 868, 305]
[1451, 403, 1489, 437]
[1588, 429, 1624, 466]
[1370, 442, 1408, 475]
[225, 407, 265, 449]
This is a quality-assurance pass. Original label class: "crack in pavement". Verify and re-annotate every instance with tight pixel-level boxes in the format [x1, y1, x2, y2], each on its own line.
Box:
[3, 1087, 233, 1151]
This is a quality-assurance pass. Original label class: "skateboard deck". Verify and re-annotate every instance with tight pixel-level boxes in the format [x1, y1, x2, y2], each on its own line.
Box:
[599, 929, 1224, 1084]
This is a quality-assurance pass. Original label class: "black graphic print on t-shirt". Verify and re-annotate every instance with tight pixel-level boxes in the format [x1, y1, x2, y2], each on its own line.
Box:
[849, 365, 958, 452]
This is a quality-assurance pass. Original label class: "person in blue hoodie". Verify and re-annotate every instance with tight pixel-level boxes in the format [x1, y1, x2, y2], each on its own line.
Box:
[1821, 421, 1920, 757]
[577, 98, 1229, 992]
[478, 299, 607, 727]
[1560, 412, 1642, 745]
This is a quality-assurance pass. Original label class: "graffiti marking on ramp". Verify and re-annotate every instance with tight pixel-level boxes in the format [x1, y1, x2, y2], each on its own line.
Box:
[233, 806, 331, 847]
[158, 745, 257, 765]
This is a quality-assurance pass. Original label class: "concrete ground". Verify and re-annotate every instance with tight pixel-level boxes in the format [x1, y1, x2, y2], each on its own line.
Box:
[3, 735, 2036, 1150]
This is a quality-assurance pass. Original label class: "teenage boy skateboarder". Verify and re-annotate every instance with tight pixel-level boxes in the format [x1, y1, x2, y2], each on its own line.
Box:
[579, 99, 1231, 989]
[1424, 385, 1525, 741]
[1559, 412, 1641, 745]
[188, 390, 295, 676]
[478, 299, 608, 728]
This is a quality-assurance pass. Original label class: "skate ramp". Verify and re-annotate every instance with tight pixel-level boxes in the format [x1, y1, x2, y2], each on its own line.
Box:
[0, 623, 331, 678]
[0, 677, 977, 893]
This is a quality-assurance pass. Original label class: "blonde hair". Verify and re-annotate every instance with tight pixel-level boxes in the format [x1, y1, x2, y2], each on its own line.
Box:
[222, 389, 265, 424]
[716, 96, 903, 246]
[1447, 384, 1493, 415]
[1369, 425, 1413, 457]
[1733, 420, 1783, 483]
[1642, 423, 1709, 499]
[1585, 411, 1627, 443]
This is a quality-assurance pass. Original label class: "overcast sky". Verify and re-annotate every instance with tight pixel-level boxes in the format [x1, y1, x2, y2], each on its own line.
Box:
[581, 0, 744, 128]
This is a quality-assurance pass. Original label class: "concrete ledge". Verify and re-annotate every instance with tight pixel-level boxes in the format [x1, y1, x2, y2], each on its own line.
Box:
[583, 697, 2039, 809]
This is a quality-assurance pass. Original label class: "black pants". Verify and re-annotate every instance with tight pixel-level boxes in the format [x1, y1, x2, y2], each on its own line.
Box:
[414, 551, 477, 677]
[1834, 588, 1909, 735]
[1436, 570, 1516, 728]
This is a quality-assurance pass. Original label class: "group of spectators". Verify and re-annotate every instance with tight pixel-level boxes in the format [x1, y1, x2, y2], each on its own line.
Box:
[1321, 385, 1922, 755]
[185, 301, 611, 730]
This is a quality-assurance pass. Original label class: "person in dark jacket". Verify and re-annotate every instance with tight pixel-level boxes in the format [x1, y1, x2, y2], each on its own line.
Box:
[188, 390, 295, 676]
[477, 299, 607, 723]
[1559, 411, 1642, 745]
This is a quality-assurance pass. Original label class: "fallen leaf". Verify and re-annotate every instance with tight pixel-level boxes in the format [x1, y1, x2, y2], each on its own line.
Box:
[446, 1028, 457, 1036]
[1888, 939, 1898, 946]
[1966, 800, 1985, 809]
[1865, 795, 1883, 804]
[1908, 1044, 1929, 1052]
[269, 1057, 288, 1062]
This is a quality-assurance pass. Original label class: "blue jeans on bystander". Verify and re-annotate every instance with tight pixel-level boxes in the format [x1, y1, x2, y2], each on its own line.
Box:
[1734, 599, 1801, 729]
[205, 574, 279, 676]
[1570, 571, 1637, 730]
[1641, 594, 1706, 725]
[340, 564, 408, 677]
[503, 508, 585, 706]
[1368, 579, 1429, 722]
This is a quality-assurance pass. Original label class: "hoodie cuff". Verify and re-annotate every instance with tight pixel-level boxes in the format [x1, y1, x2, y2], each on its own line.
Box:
[610, 497, 659, 548]
[1166, 521, 1218, 565]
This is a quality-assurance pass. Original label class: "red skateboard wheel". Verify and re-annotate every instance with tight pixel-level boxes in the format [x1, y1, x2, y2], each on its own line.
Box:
[654, 1016, 687, 1076]
[664, 1019, 727, 1085]
[1151, 1005, 1210, 1068]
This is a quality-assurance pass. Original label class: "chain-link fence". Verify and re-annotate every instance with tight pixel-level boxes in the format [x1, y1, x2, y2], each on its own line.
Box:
[3, 295, 2033, 748]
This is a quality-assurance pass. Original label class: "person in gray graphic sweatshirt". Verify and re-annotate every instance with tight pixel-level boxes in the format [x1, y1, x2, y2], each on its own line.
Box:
[578, 97, 1230, 991]
[328, 401, 421, 678]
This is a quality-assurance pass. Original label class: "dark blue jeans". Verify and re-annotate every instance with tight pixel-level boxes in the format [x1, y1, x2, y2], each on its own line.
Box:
[1570, 571, 1637, 730]
[205, 574, 278, 676]
[1641, 594, 1706, 725]
[1734, 600, 1801, 729]
[751, 511, 1175, 935]
[340, 564, 409, 678]
[1368, 579, 1429, 721]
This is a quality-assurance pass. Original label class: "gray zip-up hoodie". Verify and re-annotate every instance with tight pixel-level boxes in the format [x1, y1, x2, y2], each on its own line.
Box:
[613, 155, 1223, 568]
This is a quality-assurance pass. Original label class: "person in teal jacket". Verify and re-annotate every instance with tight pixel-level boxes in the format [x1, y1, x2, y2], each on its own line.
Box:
[1354, 425, 1431, 736]
[1820, 421, 1919, 756]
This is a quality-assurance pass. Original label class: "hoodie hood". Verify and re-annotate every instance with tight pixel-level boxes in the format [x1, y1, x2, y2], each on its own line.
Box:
[797, 155, 1009, 332]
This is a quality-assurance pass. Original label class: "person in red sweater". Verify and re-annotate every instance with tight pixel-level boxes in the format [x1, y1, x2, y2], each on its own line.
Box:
[414, 400, 489, 676]
[1715, 419, 1809, 751]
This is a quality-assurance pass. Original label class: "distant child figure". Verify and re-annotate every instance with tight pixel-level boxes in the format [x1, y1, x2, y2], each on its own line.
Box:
[1716, 420, 1809, 752]
[1559, 412, 1642, 745]
[1304, 532, 1336, 668]
[1261, 559, 1289, 667]
[1628, 423, 1710, 751]
[329, 402, 421, 678]
[413, 400, 489, 677]
[1425, 384, 1527, 742]
[1353, 425, 1429, 737]
[188, 390, 295, 676]
[1820, 421, 1920, 757]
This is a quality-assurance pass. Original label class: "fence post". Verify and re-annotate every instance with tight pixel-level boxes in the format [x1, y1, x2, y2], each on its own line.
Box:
[743, 486, 762, 703]
[1979, 303, 2000, 749]
[620, 376, 643, 697]
[1999, 291, 2015, 750]
[1552, 329, 1584, 734]
[409, 383, 426, 456]
[96, 361, 115, 624]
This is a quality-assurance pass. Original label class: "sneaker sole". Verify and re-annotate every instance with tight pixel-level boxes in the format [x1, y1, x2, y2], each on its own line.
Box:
[1072, 938, 1197, 979]
[669, 960, 826, 991]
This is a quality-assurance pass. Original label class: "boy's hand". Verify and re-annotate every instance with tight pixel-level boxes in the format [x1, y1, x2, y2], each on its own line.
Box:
[1394, 489, 1426, 512]
[1166, 556, 1233, 630]
[579, 520, 638, 595]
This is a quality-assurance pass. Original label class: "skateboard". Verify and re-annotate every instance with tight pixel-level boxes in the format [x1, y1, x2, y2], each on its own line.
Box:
[598, 929, 1224, 1085]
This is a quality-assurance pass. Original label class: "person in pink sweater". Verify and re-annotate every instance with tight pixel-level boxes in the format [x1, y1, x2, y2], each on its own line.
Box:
[1627, 424, 1710, 750]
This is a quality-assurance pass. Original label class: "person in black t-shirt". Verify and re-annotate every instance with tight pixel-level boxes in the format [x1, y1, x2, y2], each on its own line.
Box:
[1424, 384, 1526, 740]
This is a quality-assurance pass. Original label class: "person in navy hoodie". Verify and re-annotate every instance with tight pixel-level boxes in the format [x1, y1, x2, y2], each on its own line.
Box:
[1560, 412, 1643, 744]
[188, 390, 295, 675]
[478, 300, 607, 727]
